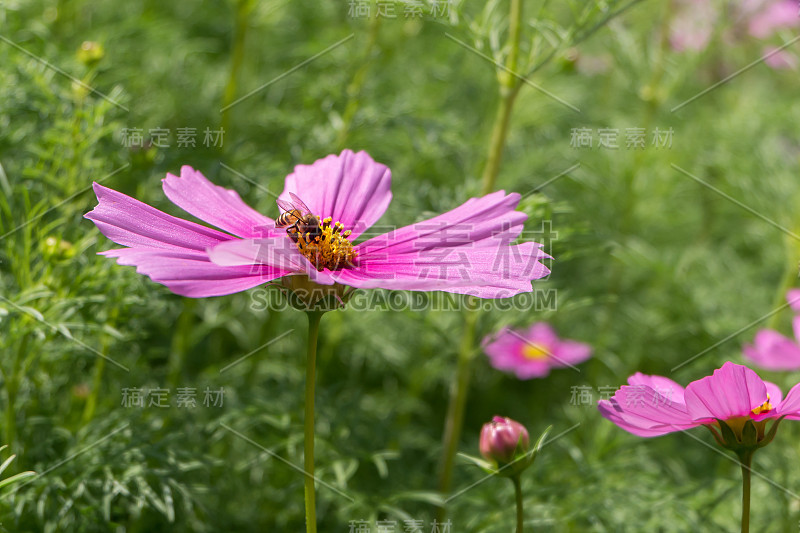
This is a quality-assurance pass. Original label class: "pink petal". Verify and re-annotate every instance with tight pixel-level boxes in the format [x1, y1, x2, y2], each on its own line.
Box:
[85, 183, 289, 297]
[327, 242, 549, 297]
[742, 329, 800, 370]
[320, 191, 546, 296]
[483, 328, 524, 359]
[787, 288, 800, 311]
[354, 190, 527, 257]
[552, 340, 592, 367]
[777, 381, 800, 419]
[103, 248, 285, 297]
[512, 361, 552, 379]
[763, 381, 783, 406]
[526, 323, 558, 347]
[206, 236, 317, 277]
[280, 150, 391, 240]
[598, 385, 697, 437]
[162, 166, 272, 238]
[85, 183, 232, 251]
[598, 401, 673, 437]
[627, 373, 686, 405]
[683, 362, 768, 421]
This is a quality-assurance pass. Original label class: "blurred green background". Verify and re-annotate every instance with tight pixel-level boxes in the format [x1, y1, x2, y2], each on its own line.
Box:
[1, 0, 800, 531]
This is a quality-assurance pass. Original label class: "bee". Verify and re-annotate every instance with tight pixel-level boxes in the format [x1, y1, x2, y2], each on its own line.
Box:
[275, 192, 322, 244]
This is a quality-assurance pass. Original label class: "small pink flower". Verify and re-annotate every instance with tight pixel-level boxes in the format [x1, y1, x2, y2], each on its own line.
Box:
[482, 323, 592, 380]
[480, 416, 530, 465]
[598, 362, 800, 443]
[743, 290, 800, 370]
[85, 150, 550, 299]
[669, 0, 717, 52]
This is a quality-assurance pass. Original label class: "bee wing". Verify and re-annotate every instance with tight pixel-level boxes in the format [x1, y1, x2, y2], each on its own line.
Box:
[276, 197, 296, 213]
[276, 192, 312, 215]
[287, 192, 313, 215]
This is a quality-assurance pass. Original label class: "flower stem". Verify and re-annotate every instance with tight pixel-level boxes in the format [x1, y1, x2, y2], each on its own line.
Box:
[512, 475, 524, 533]
[480, 0, 524, 195]
[739, 450, 753, 533]
[304, 310, 324, 533]
[436, 308, 478, 520]
[481, 87, 522, 195]
[221, 0, 254, 132]
[4, 332, 28, 452]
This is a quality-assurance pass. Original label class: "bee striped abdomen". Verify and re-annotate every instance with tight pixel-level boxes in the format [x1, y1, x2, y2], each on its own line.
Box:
[276, 209, 301, 228]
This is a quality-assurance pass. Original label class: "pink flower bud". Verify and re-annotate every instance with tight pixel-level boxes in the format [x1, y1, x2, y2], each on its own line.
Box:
[480, 416, 530, 465]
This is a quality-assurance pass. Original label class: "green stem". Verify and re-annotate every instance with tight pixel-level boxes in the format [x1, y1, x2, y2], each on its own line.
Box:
[436, 308, 478, 521]
[505, 0, 523, 78]
[304, 311, 324, 533]
[82, 355, 105, 424]
[481, 87, 522, 195]
[84, 289, 121, 423]
[480, 0, 524, 195]
[221, 0, 254, 132]
[739, 450, 753, 533]
[168, 298, 197, 389]
[5, 332, 28, 451]
[512, 475, 524, 533]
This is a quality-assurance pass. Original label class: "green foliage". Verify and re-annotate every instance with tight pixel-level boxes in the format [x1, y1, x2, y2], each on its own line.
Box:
[1, 0, 800, 531]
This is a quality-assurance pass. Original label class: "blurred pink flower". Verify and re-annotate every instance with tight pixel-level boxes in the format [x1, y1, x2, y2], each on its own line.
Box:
[598, 362, 800, 440]
[669, 0, 717, 52]
[743, 289, 800, 370]
[482, 323, 592, 379]
[669, 0, 799, 69]
[86, 150, 550, 298]
[748, 0, 799, 38]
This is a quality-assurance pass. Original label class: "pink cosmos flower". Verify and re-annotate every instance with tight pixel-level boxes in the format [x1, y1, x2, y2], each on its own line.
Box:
[743, 322, 800, 370]
[482, 323, 592, 379]
[85, 150, 550, 299]
[598, 362, 800, 443]
[743, 289, 800, 370]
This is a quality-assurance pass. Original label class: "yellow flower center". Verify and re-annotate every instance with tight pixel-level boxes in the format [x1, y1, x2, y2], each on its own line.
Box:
[522, 343, 550, 360]
[295, 216, 357, 271]
[751, 394, 773, 416]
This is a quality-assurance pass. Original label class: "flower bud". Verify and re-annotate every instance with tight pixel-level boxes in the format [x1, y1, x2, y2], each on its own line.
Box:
[77, 41, 104, 67]
[480, 416, 530, 465]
